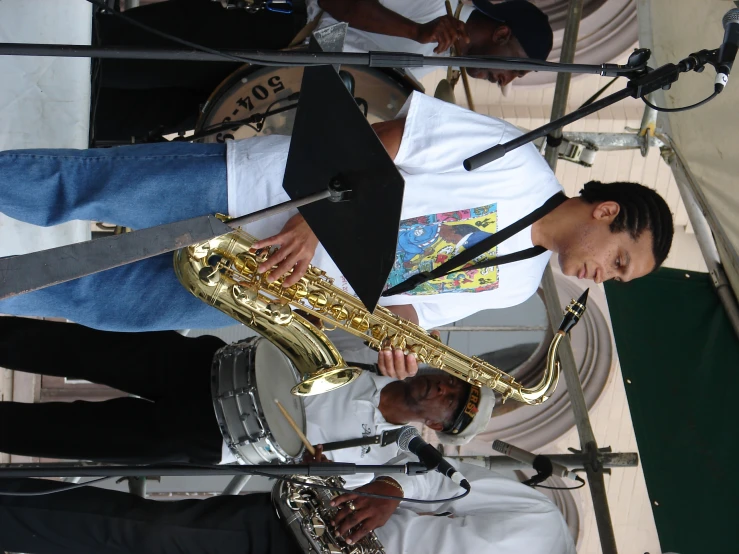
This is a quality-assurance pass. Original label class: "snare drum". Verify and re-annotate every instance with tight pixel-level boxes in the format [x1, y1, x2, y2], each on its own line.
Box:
[212, 337, 307, 464]
[197, 64, 424, 142]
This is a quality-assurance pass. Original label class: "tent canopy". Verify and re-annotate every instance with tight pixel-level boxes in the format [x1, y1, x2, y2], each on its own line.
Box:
[638, 0, 739, 298]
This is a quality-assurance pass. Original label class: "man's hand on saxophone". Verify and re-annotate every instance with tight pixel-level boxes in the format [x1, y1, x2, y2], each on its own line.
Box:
[377, 307, 445, 380]
[252, 213, 320, 286]
[377, 304, 421, 379]
[377, 344, 419, 380]
[330, 478, 404, 545]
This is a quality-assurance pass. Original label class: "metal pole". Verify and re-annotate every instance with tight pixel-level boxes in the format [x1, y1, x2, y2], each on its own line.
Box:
[434, 325, 547, 332]
[222, 475, 253, 495]
[0, 43, 627, 74]
[0, 462, 417, 478]
[544, 0, 584, 168]
[449, 452, 638, 470]
[542, 270, 618, 554]
[534, 132, 666, 152]
[659, 137, 739, 340]
[541, 1, 619, 552]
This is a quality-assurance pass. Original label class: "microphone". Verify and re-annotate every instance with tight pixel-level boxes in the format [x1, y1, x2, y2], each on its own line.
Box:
[397, 427, 470, 490]
[716, 8, 739, 92]
[492, 440, 584, 484]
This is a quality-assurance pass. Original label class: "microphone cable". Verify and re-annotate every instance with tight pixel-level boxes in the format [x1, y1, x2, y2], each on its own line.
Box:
[0, 476, 116, 496]
[641, 91, 719, 113]
[531, 480, 586, 491]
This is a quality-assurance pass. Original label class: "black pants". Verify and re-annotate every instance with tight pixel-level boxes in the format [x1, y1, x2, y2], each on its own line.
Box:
[93, 0, 308, 141]
[0, 478, 302, 554]
[0, 317, 226, 464]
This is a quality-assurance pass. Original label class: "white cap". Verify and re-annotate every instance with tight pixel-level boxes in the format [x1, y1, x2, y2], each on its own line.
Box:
[435, 385, 495, 446]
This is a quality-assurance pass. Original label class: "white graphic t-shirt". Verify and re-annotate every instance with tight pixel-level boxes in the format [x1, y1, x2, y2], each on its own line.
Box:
[226, 92, 563, 329]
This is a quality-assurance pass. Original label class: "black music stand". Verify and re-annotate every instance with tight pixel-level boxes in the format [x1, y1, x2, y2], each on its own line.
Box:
[283, 64, 404, 312]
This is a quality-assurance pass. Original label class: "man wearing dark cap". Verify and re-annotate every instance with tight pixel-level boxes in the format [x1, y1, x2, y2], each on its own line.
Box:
[311, 0, 553, 84]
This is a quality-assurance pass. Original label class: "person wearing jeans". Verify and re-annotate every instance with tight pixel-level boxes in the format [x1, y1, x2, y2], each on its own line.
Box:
[0, 93, 674, 380]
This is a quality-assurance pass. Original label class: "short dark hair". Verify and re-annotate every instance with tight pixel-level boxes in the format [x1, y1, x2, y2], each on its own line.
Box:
[579, 180, 674, 269]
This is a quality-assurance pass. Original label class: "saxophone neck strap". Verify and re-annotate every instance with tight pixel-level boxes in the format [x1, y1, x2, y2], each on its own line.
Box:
[382, 192, 567, 297]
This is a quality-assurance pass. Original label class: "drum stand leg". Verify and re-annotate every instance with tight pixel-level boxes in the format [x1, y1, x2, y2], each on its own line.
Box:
[222, 475, 252, 495]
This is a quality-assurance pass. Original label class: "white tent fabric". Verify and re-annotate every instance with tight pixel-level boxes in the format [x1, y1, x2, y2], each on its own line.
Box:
[0, 0, 91, 256]
[637, 0, 739, 299]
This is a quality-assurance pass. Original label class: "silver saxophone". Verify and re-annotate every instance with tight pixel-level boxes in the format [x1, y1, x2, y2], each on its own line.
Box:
[272, 475, 385, 554]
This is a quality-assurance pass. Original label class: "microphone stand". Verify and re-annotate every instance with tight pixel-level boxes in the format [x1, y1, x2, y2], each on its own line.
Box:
[0, 461, 430, 479]
[0, 43, 635, 77]
[0, 42, 724, 165]
[464, 47, 722, 169]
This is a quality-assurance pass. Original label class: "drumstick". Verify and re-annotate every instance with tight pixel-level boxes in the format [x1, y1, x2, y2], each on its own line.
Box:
[445, 0, 476, 111]
[274, 398, 316, 456]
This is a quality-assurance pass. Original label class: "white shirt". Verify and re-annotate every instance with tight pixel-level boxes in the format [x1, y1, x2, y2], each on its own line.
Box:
[307, 0, 474, 80]
[304, 372, 405, 488]
[226, 93, 563, 329]
[376, 460, 576, 554]
[221, 372, 406, 487]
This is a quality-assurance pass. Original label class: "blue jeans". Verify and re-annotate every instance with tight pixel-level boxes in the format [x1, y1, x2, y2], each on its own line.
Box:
[0, 142, 235, 331]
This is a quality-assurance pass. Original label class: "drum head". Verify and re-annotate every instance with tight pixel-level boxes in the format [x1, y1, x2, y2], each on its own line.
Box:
[197, 65, 421, 142]
[255, 340, 306, 458]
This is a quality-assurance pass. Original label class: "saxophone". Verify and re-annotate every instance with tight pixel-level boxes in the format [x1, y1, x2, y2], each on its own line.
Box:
[272, 475, 385, 554]
[174, 226, 588, 403]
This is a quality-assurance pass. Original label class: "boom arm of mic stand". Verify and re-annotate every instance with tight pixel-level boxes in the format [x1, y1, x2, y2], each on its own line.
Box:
[464, 58, 695, 171]
[0, 462, 430, 479]
[0, 43, 635, 75]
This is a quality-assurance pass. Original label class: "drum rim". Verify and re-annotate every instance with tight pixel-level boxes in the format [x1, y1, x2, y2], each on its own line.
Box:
[195, 63, 424, 135]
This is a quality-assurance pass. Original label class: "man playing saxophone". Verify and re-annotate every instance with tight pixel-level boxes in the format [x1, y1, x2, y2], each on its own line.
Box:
[0, 93, 673, 346]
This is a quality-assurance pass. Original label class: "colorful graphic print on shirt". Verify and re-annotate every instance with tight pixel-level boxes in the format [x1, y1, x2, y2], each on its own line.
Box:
[386, 204, 499, 295]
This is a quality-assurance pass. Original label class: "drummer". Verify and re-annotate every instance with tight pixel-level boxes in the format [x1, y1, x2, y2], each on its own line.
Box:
[94, 0, 552, 141]
[0, 317, 494, 475]
[311, 0, 554, 84]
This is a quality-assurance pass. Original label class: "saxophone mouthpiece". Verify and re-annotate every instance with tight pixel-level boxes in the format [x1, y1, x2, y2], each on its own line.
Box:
[558, 288, 589, 335]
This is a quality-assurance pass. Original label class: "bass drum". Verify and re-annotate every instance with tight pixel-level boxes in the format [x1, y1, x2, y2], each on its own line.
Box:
[196, 64, 423, 142]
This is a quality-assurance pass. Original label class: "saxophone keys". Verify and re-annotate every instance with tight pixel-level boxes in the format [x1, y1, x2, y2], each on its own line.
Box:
[307, 291, 328, 310]
[311, 516, 326, 536]
[370, 324, 388, 342]
[266, 302, 293, 325]
[349, 314, 370, 333]
[328, 304, 349, 321]
[234, 252, 258, 275]
[500, 388, 513, 404]
[288, 280, 309, 300]
[189, 242, 213, 260]
[406, 345, 427, 361]
[198, 266, 222, 287]
[232, 285, 259, 305]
